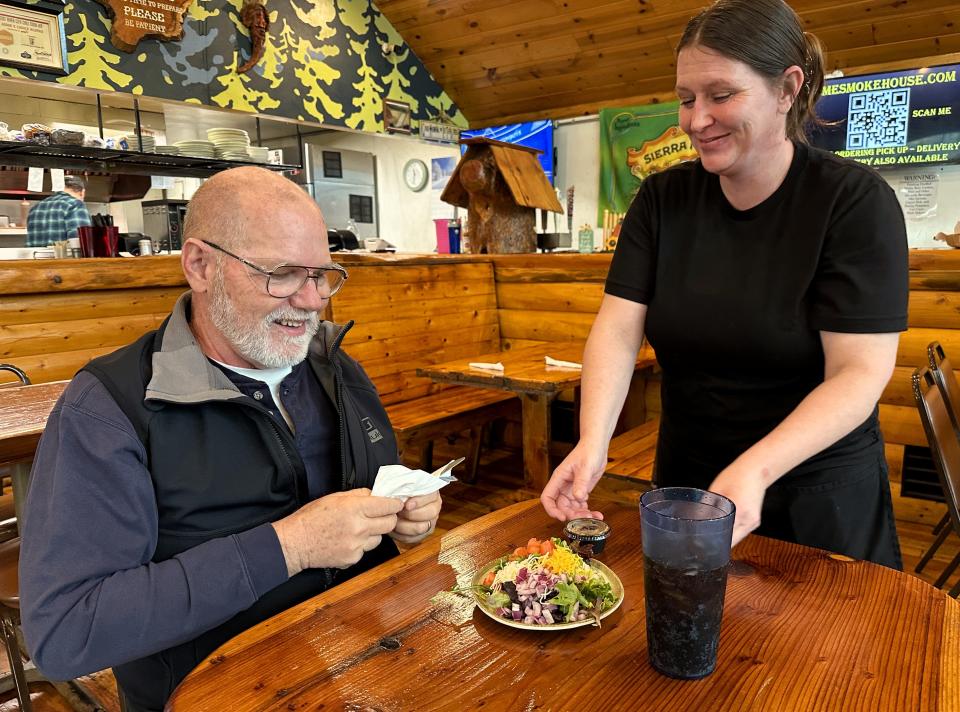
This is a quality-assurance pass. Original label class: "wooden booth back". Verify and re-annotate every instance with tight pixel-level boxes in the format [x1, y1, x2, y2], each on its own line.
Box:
[490, 251, 960, 478]
[0, 256, 502, 408]
[0, 259, 186, 386]
[328, 256, 501, 406]
[3, 250, 960, 464]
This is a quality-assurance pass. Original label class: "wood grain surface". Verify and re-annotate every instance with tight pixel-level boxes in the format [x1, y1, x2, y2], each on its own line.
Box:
[375, 0, 960, 125]
[418, 342, 657, 488]
[167, 499, 960, 712]
[0, 381, 67, 462]
[418, 341, 656, 394]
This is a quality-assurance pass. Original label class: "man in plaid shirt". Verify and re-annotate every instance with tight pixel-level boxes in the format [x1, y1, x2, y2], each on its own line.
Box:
[26, 175, 92, 247]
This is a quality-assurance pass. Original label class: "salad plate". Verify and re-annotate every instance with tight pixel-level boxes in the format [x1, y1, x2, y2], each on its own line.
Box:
[469, 538, 624, 631]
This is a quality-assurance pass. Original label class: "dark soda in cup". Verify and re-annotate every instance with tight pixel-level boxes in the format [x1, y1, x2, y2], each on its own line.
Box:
[640, 489, 735, 679]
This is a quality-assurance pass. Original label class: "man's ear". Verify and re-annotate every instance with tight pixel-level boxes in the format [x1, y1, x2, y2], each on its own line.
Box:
[181, 238, 215, 294]
[779, 64, 804, 113]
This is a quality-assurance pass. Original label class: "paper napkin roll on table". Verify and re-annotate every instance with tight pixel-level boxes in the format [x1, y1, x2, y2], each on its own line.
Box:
[468, 362, 504, 371]
[371, 457, 463, 500]
[545, 356, 582, 370]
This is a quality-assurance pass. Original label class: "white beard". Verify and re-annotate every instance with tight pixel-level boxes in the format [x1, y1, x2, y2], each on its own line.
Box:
[209, 267, 320, 368]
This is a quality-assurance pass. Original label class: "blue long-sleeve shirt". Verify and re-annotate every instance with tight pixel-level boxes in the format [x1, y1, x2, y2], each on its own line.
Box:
[19, 361, 338, 679]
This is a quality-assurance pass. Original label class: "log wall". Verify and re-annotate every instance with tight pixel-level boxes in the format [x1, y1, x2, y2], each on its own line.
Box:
[326, 256, 501, 406]
[1, 250, 958, 461]
[0, 258, 186, 385]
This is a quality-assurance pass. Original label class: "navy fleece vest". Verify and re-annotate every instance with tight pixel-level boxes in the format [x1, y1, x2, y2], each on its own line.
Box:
[82, 320, 400, 711]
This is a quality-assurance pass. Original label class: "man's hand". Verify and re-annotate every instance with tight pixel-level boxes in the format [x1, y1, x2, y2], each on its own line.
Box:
[272, 488, 403, 576]
[540, 443, 606, 522]
[707, 466, 767, 548]
[390, 491, 442, 545]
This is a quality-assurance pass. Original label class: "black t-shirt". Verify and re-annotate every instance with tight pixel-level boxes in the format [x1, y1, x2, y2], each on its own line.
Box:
[605, 141, 908, 480]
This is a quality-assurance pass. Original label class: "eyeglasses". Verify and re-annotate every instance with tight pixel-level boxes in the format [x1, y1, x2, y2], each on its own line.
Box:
[202, 240, 348, 299]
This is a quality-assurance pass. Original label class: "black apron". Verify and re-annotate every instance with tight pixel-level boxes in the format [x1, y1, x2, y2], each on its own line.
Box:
[653, 431, 903, 570]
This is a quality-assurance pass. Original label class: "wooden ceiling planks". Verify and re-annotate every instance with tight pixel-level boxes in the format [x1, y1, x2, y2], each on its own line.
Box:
[375, 0, 960, 126]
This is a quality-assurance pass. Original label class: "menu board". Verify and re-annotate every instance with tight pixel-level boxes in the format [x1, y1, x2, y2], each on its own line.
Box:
[811, 64, 960, 168]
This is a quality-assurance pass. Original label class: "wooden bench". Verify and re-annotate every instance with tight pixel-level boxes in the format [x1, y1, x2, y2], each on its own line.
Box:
[330, 256, 518, 478]
[603, 417, 659, 486]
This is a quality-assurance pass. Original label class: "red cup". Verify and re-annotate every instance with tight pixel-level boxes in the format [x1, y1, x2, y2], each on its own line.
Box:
[77, 226, 120, 258]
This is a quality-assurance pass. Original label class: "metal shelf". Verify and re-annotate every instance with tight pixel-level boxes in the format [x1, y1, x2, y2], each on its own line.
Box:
[0, 141, 301, 179]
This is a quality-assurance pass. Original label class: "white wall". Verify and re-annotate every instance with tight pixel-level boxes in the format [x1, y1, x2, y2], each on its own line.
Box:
[554, 119, 602, 248]
[304, 131, 459, 253]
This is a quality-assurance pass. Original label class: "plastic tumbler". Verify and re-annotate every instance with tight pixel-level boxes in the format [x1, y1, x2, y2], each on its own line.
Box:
[640, 487, 736, 679]
[77, 226, 120, 258]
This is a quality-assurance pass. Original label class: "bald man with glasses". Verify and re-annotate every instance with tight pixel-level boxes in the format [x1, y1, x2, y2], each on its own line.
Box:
[19, 167, 441, 712]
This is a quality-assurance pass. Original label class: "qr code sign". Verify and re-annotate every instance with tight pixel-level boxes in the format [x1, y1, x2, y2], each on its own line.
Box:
[846, 88, 910, 150]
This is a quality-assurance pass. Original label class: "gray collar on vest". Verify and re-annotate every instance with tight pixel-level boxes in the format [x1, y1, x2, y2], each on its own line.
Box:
[146, 292, 349, 405]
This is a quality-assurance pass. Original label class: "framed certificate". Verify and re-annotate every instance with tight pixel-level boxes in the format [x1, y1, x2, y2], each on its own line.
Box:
[0, 0, 68, 75]
[383, 98, 412, 134]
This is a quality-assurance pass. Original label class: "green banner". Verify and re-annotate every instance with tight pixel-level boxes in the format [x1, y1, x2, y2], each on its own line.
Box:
[598, 102, 698, 225]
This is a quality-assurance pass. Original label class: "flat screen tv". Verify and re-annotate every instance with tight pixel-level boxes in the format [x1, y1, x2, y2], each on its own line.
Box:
[461, 120, 554, 183]
[810, 63, 960, 169]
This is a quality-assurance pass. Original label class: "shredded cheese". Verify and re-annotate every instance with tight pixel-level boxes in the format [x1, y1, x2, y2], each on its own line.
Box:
[542, 547, 592, 578]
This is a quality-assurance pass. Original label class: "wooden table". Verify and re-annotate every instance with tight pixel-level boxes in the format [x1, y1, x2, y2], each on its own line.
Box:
[0, 380, 68, 522]
[418, 342, 657, 490]
[167, 499, 960, 712]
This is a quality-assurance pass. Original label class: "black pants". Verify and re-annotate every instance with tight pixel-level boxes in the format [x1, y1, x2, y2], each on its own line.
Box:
[654, 441, 903, 570]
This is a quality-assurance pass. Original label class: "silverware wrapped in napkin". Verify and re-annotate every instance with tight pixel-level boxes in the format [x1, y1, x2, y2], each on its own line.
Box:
[468, 361, 504, 371]
[545, 356, 582, 370]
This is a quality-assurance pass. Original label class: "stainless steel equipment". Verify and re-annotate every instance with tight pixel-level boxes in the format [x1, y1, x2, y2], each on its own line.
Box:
[284, 143, 379, 240]
[142, 199, 187, 252]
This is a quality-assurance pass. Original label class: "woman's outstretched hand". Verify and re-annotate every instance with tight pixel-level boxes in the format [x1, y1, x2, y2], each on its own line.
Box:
[541, 443, 607, 522]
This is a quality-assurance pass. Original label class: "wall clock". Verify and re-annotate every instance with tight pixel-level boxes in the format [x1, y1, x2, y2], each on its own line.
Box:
[403, 159, 428, 192]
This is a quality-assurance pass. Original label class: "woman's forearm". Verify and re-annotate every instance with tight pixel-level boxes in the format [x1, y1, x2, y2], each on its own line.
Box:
[734, 332, 898, 485]
[578, 296, 647, 449]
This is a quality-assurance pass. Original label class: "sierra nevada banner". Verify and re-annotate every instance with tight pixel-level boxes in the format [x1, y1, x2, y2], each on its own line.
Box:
[598, 102, 698, 224]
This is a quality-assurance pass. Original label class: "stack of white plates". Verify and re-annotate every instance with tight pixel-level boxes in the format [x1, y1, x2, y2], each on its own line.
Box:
[216, 147, 252, 161]
[174, 140, 216, 158]
[155, 145, 180, 156]
[133, 135, 156, 152]
[207, 128, 250, 161]
[246, 146, 270, 164]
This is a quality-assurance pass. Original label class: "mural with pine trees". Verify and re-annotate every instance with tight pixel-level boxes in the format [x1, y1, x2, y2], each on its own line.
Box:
[5, 1, 467, 131]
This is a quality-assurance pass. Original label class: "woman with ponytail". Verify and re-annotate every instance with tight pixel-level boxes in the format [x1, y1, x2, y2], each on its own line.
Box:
[543, 0, 908, 568]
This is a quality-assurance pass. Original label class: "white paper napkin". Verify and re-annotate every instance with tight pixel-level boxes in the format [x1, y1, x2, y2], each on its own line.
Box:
[468, 361, 504, 371]
[545, 356, 582, 370]
[371, 457, 463, 500]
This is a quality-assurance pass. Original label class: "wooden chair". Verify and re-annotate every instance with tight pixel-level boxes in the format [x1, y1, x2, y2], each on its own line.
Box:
[0, 366, 112, 709]
[912, 366, 960, 597]
[603, 418, 660, 487]
[914, 343, 960, 577]
[0, 538, 104, 711]
[0, 365, 29, 527]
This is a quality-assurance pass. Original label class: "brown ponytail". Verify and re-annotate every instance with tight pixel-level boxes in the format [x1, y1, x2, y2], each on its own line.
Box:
[678, 0, 826, 143]
[787, 31, 826, 141]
